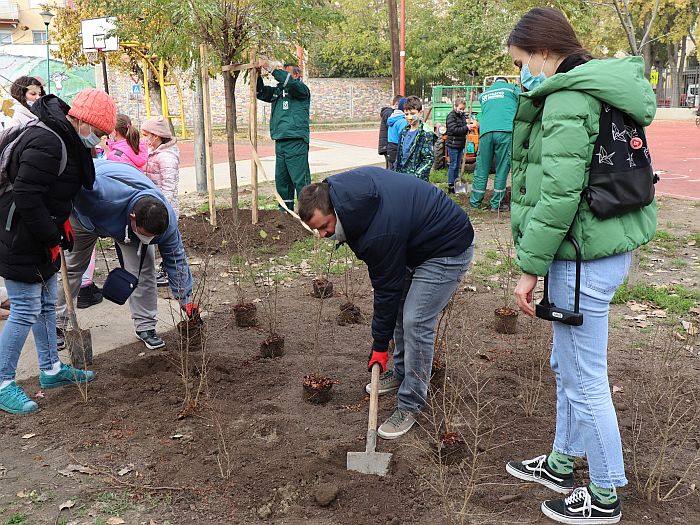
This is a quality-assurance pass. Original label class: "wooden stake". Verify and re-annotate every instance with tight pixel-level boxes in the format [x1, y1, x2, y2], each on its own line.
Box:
[249, 50, 259, 225]
[200, 44, 216, 227]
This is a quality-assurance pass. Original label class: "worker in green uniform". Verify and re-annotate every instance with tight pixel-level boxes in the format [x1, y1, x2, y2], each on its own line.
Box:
[470, 77, 521, 212]
[257, 60, 311, 211]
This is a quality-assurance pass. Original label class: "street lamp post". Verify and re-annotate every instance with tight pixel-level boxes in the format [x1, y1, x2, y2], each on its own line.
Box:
[39, 10, 54, 94]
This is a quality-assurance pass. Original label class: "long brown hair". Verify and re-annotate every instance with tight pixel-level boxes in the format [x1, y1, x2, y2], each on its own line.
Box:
[507, 7, 592, 61]
[115, 114, 141, 154]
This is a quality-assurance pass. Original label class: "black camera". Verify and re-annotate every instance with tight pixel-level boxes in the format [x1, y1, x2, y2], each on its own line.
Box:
[535, 236, 584, 327]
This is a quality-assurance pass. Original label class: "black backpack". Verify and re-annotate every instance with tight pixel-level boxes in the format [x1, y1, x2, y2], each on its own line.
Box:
[584, 103, 657, 220]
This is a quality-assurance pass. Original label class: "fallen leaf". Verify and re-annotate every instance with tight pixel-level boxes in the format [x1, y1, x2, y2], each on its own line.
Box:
[17, 490, 33, 498]
[649, 310, 667, 318]
[689, 308, 700, 316]
[627, 302, 648, 312]
[259, 229, 268, 239]
[171, 434, 184, 439]
[688, 239, 697, 246]
[59, 499, 75, 511]
[674, 332, 687, 342]
[21, 433, 36, 439]
[682, 321, 698, 335]
[138, 352, 145, 357]
[34, 390, 45, 399]
[106, 518, 126, 525]
[635, 320, 652, 328]
[612, 385, 623, 394]
[465, 285, 477, 292]
[117, 466, 132, 476]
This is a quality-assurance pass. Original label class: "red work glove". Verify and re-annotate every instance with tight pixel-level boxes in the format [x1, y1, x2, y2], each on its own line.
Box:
[182, 303, 200, 321]
[60, 219, 74, 251]
[367, 348, 389, 372]
[48, 245, 60, 264]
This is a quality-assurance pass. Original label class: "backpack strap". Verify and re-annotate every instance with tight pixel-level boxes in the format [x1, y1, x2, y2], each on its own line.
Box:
[115, 241, 149, 276]
[32, 121, 67, 176]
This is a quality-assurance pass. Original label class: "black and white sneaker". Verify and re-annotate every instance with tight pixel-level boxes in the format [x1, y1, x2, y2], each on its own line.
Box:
[541, 486, 621, 524]
[506, 454, 574, 494]
[136, 330, 166, 350]
[156, 268, 169, 287]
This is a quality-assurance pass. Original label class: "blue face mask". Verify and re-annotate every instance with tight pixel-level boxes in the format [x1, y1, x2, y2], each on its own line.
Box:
[520, 54, 547, 91]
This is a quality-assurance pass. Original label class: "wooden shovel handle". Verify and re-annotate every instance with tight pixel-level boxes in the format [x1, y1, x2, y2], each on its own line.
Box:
[368, 363, 381, 432]
[59, 248, 80, 331]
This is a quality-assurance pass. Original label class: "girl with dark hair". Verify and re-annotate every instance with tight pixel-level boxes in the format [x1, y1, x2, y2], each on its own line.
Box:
[8, 76, 45, 127]
[504, 7, 656, 525]
[106, 114, 148, 171]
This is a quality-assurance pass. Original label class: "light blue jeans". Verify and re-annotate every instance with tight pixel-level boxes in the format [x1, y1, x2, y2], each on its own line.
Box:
[548, 251, 632, 488]
[0, 275, 59, 380]
[393, 244, 474, 413]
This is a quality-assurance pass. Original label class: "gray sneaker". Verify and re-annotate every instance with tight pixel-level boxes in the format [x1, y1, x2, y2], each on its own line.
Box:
[378, 408, 416, 440]
[365, 369, 401, 395]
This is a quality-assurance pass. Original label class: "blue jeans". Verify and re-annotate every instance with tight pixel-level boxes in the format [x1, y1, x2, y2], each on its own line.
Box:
[0, 275, 59, 380]
[393, 245, 475, 412]
[447, 147, 463, 185]
[548, 252, 632, 488]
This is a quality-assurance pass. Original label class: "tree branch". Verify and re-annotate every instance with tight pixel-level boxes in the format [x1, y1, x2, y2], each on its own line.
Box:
[639, 0, 661, 50]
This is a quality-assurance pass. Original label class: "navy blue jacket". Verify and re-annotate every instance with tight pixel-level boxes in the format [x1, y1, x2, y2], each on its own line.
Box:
[327, 167, 474, 351]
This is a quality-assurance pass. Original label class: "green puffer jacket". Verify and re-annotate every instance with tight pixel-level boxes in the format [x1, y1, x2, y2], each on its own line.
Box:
[511, 56, 657, 276]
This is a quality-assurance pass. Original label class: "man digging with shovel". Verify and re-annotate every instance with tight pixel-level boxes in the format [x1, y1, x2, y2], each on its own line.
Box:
[299, 166, 475, 440]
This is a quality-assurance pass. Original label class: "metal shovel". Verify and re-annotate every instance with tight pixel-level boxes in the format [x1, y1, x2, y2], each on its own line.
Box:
[454, 151, 469, 194]
[347, 363, 393, 476]
[59, 249, 93, 368]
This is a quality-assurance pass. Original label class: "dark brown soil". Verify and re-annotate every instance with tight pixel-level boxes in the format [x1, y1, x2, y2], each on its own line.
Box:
[494, 306, 519, 334]
[180, 208, 309, 258]
[233, 302, 259, 327]
[260, 333, 285, 358]
[177, 318, 203, 352]
[1, 197, 698, 524]
[337, 302, 362, 325]
[302, 374, 335, 405]
[312, 278, 334, 299]
[432, 432, 468, 465]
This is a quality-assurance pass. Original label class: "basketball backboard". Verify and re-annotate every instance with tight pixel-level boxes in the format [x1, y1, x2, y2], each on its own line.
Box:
[80, 17, 119, 52]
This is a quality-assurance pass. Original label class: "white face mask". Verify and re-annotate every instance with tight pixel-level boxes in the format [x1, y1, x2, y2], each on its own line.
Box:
[26, 100, 35, 107]
[134, 231, 155, 245]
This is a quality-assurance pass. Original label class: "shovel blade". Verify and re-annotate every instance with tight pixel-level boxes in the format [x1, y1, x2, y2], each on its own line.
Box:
[346, 451, 392, 476]
[65, 329, 93, 368]
[455, 181, 469, 194]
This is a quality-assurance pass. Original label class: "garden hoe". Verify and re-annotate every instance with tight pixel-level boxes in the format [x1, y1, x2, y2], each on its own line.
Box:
[347, 363, 392, 476]
[59, 248, 93, 368]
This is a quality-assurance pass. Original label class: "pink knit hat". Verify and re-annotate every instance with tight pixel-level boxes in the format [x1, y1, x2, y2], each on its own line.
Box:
[142, 116, 173, 140]
[68, 88, 117, 135]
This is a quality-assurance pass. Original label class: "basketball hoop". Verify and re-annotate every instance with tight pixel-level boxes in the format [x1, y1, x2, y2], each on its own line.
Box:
[84, 50, 99, 64]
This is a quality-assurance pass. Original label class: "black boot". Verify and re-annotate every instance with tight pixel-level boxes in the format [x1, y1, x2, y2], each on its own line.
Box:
[77, 283, 103, 309]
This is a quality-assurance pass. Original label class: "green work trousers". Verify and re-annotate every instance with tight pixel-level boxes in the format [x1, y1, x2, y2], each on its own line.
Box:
[275, 138, 311, 211]
[470, 131, 512, 209]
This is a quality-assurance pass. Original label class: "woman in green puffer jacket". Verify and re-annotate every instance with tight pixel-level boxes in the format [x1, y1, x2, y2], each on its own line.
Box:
[503, 8, 656, 525]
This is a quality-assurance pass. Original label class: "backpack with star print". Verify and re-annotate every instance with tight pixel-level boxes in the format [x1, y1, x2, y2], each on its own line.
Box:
[583, 103, 657, 220]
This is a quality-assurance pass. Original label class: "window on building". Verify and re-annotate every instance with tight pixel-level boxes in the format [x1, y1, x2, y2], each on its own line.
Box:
[32, 31, 47, 44]
[0, 31, 12, 45]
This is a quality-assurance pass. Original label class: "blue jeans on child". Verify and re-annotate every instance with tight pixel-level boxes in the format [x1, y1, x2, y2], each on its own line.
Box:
[548, 251, 632, 488]
[392, 244, 475, 413]
[0, 275, 59, 380]
[447, 147, 463, 186]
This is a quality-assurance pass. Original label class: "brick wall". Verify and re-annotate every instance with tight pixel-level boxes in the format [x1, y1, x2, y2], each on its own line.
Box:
[100, 66, 393, 128]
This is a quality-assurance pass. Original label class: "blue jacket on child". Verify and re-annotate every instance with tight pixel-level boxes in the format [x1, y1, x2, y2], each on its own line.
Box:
[387, 110, 407, 144]
[326, 166, 474, 350]
[73, 159, 193, 304]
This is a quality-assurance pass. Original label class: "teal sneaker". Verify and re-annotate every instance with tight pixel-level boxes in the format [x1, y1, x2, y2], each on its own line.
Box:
[0, 382, 39, 414]
[40, 363, 95, 389]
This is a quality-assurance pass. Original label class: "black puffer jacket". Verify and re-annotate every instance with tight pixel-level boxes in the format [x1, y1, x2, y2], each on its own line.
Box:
[377, 106, 393, 154]
[445, 109, 468, 150]
[0, 95, 95, 282]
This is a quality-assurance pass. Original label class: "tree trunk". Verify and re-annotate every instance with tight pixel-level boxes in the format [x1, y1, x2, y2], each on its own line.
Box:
[677, 36, 688, 107]
[642, 44, 653, 79]
[224, 71, 239, 222]
[387, 0, 400, 94]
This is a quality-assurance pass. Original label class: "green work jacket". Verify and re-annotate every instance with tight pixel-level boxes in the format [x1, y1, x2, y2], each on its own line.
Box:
[478, 81, 520, 135]
[511, 57, 657, 276]
[257, 69, 311, 143]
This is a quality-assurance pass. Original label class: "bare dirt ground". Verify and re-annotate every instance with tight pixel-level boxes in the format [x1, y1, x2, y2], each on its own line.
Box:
[0, 195, 698, 525]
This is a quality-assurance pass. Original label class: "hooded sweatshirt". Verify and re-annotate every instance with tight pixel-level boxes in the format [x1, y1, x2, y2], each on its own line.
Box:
[510, 56, 657, 276]
[73, 159, 192, 303]
[106, 137, 149, 172]
[143, 140, 180, 218]
[387, 109, 407, 144]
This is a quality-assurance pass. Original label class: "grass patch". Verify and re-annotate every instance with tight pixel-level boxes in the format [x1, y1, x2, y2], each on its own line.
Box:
[430, 168, 447, 184]
[688, 232, 700, 245]
[612, 282, 700, 314]
[471, 249, 515, 283]
[669, 258, 688, 269]
[94, 491, 132, 517]
[6, 514, 27, 525]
